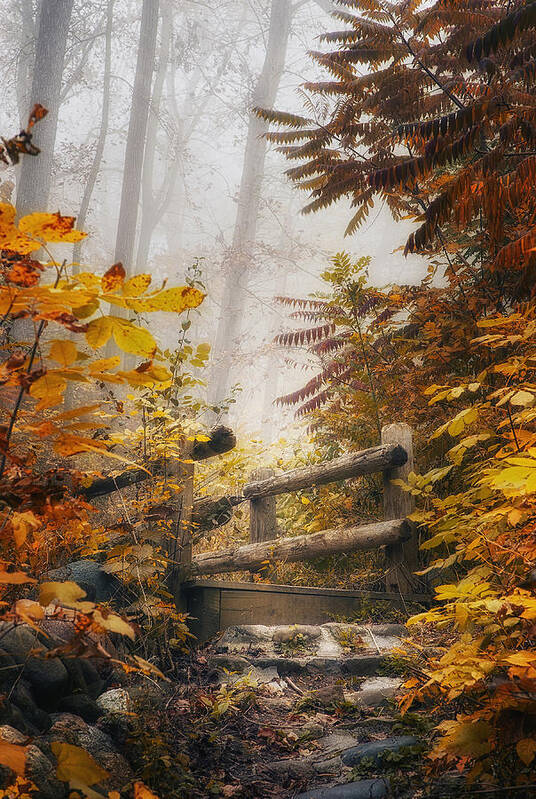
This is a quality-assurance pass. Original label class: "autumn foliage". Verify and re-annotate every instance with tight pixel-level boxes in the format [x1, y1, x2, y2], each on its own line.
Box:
[268, 0, 536, 790]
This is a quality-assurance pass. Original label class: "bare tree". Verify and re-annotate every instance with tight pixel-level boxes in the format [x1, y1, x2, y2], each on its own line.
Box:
[16, 0, 75, 216]
[209, 0, 292, 408]
[114, 0, 159, 270]
[73, 0, 115, 267]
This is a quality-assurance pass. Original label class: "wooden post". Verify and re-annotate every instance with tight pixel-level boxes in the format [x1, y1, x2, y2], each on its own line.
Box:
[381, 423, 417, 594]
[249, 468, 278, 543]
[168, 441, 194, 610]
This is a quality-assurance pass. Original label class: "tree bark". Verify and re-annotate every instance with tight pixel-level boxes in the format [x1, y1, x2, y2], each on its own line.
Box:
[190, 518, 411, 576]
[249, 468, 278, 543]
[15, 0, 36, 129]
[209, 0, 293, 407]
[73, 0, 115, 267]
[16, 0, 75, 216]
[243, 444, 408, 499]
[114, 0, 159, 271]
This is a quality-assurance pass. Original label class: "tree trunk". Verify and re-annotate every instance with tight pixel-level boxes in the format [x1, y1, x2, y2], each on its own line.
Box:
[15, 0, 36, 129]
[16, 0, 74, 216]
[191, 518, 411, 576]
[73, 0, 115, 267]
[209, 0, 292, 408]
[114, 0, 159, 271]
[135, 1, 171, 270]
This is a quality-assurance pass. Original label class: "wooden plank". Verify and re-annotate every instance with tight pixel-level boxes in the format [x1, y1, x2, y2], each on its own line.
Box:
[190, 518, 410, 576]
[242, 444, 407, 499]
[249, 468, 278, 543]
[185, 579, 430, 603]
[382, 423, 417, 594]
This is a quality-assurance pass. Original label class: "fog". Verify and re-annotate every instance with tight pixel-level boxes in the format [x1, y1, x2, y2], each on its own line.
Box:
[0, 0, 426, 441]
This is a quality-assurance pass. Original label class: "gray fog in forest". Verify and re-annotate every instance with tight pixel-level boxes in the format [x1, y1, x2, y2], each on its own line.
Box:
[0, 0, 424, 440]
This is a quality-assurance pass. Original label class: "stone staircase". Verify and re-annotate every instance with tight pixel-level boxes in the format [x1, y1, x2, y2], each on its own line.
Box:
[207, 623, 422, 799]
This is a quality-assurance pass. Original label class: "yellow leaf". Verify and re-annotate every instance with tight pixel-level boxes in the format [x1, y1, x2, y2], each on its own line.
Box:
[55, 403, 102, 420]
[39, 581, 94, 612]
[11, 511, 40, 548]
[29, 372, 67, 409]
[122, 274, 151, 297]
[125, 286, 205, 313]
[89, 357, 120, 373]
[49, 339, 77, 366]
[134, 782, 160, 799]
[505, 651, 536, 666]
[92, 610, 135, 640]
[18, 212, 86, 244]
[75, 272, 101, 290]
[111, 318, 156, 358]
[510, 390, 535, 407]
[0, 570, 36, 585]
[86, 317, 114, 349]
[517, 738, 536, 766]
[51, 742, 108, 785]
[0, 741, 27, 775]
[0, 203, 38, 253]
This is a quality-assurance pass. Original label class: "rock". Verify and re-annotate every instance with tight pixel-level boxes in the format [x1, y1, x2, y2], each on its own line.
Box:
[96, 688, 130, 714]
[273, 625, 322, 644]
[215, 625, 273, 653]
[319, 730, 359, 754]
[0, 699, 39, 735]
[58, 694, 102, 723]
[311, 756, 342, 776]
[301, 721, 325, 740]
[0, 725, 66, 799]
[0, 625, 68, 709]
[264, 757, 314, 780]
[61, 657, 105, 700]
[311, 684, 345, 707]
[295, 778, 389, 799]
[341, 735, 419, 767]
[11, 681, 51, 731]
[257, 657, 306, 676]
[306, 658, 341, 675]
[208, 654, 252, 673]
[258, 696, 294, 712]
[0, 648, 21, 686]
[44, 712, 133, 791]
[44, 559, 122, 604]
[341, 656, 385, 676]
[343, 677, 402, 709]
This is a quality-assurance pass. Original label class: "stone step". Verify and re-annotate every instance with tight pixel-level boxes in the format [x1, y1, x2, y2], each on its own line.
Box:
[210, 623, 406, 678]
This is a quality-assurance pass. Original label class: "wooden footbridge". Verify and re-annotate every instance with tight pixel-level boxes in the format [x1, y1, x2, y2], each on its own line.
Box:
[83, 423, 428, 641]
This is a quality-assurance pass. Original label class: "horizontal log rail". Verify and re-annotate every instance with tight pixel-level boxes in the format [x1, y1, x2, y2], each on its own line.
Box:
[243, 444, 407, 499]
[79, 426, 236, 500]
[190, 518, 411, 576]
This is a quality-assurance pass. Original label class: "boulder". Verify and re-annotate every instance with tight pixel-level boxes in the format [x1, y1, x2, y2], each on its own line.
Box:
[0, 725, 66, 799]
[295, 779, 389, 799]
[311, 684, 345, 707]
[273, 625, 322, 644]
[58, 694, 102, 723]
[343, 677, 402, 709]
[207, 655, 252, 674]
[0, 625, 68, 709]
[44, 559, 122, 604]
[96, 688, 130, 714]
[10, 681, 51, 732]
[341, 735, 419, 767]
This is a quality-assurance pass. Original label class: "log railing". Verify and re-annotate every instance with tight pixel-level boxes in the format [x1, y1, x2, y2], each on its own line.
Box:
[187, 423, 416, 595]
[83, 422, 418, 601]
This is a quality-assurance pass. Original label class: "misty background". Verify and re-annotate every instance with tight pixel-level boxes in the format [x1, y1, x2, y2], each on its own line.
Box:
[0, 0, 425, 442]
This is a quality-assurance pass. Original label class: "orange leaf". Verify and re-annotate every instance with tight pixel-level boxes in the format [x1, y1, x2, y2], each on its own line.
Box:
[101, 262, 126, 293]
[134, 782, 160, 799]
[0, 741, 27, 774]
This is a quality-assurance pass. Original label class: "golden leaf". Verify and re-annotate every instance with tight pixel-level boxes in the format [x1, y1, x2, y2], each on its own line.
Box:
[49, 339, 78, 367]
[18, 212, 86, 244]
[122, 274, 151, 297]
[0, 741, 27, 775]
[39, 581, 94, 612]
[11, 511, 40, 548]
[134, 782, 160, 799]
[123, 286, 205, 313]
[29, 372, 67, 410]
[0, 571, 36, 585]
[51, 742, 108, 785]
[86, 317, 114, 349]
[111, 318, 156, 358]
[92, 610, 135, 640]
